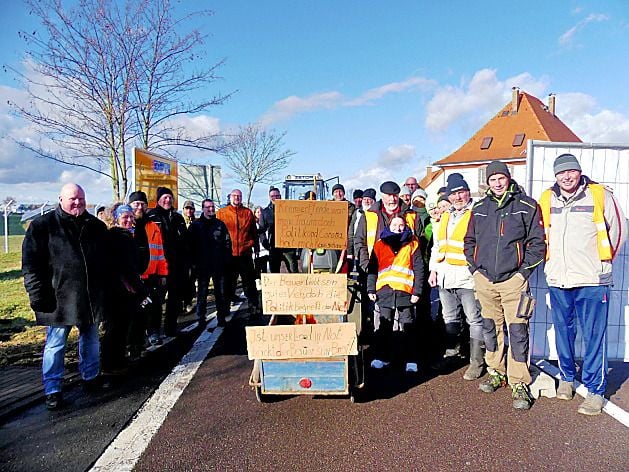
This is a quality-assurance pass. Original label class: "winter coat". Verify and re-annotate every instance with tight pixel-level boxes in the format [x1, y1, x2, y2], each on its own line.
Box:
[22, 206, 109, 326]
[541, 176, 627, 288]
[464, 181, 545, 283]
[189, 215, 232, 276]
[145, 205, 189, 273]
[107, 226, 147, 300]
[354, 200, 424, 271]
[216, 204, 259, 257]
[367, 227, 424, 309]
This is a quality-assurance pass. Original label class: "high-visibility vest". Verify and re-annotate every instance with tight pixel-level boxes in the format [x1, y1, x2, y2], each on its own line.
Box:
[539, 183, 612, 261]
[365, 210, 417, 257]
[373, 238, 418, 294]
[436, 209, 471, 266]
[142, 221, 168, 278]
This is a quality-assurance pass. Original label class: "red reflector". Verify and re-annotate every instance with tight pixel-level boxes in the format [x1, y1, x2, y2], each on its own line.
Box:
[299, 378, 312, 389]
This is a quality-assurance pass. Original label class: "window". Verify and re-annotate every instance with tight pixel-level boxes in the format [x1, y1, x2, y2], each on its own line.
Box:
[480, 137, 493, 150]
[512, 133, 525, 146]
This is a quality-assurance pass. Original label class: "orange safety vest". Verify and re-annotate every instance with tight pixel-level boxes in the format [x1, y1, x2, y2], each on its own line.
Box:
[365, 210, 417, 257]
[142, 220, 168, 278]
[373, 237, 418, 294]
[436, 210, 471, 266]
[539, 183, 612, 261]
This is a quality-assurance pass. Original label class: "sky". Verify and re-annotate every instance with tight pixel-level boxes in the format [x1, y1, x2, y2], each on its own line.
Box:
[1, 1, 629, 208]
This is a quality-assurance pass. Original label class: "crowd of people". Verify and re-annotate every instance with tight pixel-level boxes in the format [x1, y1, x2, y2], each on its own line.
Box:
[21, 153, 626, 415]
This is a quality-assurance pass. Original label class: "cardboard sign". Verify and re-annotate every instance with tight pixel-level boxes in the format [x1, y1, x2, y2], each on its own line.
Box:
[274, 200, 348, 249]
[261, 273, 348, 315]
[245, 323, 358, 360]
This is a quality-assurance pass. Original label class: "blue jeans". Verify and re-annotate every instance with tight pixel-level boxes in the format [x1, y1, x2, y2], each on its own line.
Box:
[549, 286, 609, 396]
[42, 324, 100, 395]
[438, 287, 483, 341]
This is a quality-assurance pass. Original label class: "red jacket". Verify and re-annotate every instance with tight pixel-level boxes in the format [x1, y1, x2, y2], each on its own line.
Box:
[217, 204, 259, 256]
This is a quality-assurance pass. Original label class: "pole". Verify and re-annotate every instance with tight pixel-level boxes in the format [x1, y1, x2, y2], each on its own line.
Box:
[40, 201, 48, 215]
[3, 199, 13, 254]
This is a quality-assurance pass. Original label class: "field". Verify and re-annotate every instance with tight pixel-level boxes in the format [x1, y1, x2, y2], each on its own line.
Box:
[0, 235, 78, 366]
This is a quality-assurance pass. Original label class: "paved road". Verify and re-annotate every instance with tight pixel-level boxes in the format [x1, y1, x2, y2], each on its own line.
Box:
[0, 327, 199, 472]
[1, 311, 628, 472]
[135, 316, 629, 472]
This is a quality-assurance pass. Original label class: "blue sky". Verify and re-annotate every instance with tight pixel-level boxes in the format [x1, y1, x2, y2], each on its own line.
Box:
[2, 1, 629, 206]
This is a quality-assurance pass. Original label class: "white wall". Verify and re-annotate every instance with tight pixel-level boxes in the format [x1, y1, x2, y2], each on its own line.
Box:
[526, 141, 629, 361]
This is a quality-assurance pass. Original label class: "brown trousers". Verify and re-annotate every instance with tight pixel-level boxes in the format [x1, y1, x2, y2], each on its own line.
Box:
[473, 272, 531, 385]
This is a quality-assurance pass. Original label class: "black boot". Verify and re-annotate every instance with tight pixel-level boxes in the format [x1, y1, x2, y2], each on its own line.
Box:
[430, 322, 462, 371]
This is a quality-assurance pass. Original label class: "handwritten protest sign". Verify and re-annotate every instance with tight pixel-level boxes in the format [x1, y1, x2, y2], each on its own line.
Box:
[274, 200, 348, 249]
[245, 323, 358, 360]
[261, 273, 347, 315]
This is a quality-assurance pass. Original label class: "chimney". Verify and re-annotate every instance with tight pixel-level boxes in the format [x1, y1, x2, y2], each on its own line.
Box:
[548, 93, 556, 116]
[512, 87, 520, 114]
[425, 165, 433, 181]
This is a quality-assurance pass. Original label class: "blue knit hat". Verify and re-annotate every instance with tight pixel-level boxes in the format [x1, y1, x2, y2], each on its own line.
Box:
[114, 204, 133, 220]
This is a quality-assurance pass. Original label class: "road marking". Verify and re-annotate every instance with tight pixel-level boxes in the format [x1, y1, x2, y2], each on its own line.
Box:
[89, 302, 244, 472]
[535, 359, 629, 428]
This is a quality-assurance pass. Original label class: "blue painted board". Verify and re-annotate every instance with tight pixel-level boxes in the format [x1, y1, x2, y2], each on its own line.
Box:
[261, 358, 348, 395]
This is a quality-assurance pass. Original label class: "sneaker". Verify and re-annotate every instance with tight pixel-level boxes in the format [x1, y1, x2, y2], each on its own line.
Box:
[512, 383, 533, 410]
[82, 376, 102, 392]
[577, 393, 604, 416]
[479, 371, 507, 393]
[370, 359, 390, 369]
[148, 334, 162, 346]
[405, 362, 418, 373]
[45, 392, 62, 410]
[556, 380, 574, 401]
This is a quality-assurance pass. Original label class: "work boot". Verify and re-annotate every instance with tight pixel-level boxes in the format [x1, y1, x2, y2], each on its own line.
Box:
[45, 392, 62, 410]
[479, 370, 507, 393]
[512, 383, 533, 410]
[463, 338, 485, 380]
[577, 393, 604, 416]
[556, 380, 574, 401]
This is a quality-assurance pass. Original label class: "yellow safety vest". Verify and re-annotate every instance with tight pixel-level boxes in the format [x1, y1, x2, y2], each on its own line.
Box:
[373, 238, 418, 294]
[539, 183, 612, 261]
[365, 210, 417, 257]
[436, 210, 471, 266]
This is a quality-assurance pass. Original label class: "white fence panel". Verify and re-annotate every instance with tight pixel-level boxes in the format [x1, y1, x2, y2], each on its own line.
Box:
[526, 141, 629, 361]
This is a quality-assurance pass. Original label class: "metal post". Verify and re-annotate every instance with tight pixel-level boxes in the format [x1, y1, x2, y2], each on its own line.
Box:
[3, 199, 13, 254]
[40, 201, 48, 215]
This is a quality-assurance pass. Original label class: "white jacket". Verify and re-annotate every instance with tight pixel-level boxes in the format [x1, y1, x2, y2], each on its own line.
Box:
[543, 179, 627, 288]
[429, 202, 475, 290]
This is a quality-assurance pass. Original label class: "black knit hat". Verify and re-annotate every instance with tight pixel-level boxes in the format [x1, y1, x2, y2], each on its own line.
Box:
[128, 191, 148, 204]
[446, 178, 470, 195]
[156, 186, 173, 201]
[352, 189, 363, 199]
[485, 161, 511, 183]
[363, 188, 376, 199]
[332, 183, 345, 194]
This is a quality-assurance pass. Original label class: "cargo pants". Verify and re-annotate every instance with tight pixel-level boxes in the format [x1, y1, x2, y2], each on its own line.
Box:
[473, 272, 531, 385]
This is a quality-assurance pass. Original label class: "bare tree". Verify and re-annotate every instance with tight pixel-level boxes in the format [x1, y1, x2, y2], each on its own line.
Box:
[8, 0, 229, 201]
[221, 124, 295, 206]
[178, 163, 222, 203]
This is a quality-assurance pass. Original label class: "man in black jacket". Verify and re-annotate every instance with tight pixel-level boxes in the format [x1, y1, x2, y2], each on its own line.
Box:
[189, 199, 232, 327]
[145, 187, 189, 337]
[22, 183, 109, 410]
[464, 161, 545, 410]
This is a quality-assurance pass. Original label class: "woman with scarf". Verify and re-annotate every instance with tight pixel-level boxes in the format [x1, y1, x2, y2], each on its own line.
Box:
[367, 216, 424, 373]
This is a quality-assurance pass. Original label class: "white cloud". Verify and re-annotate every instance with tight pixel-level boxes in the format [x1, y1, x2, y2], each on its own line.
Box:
[260, 76, 435, 126]
[559, 13, 610, 47]
[344, 144, 418, 191]
[559, 92, 629, 143]
[424, 69, 549, 132]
